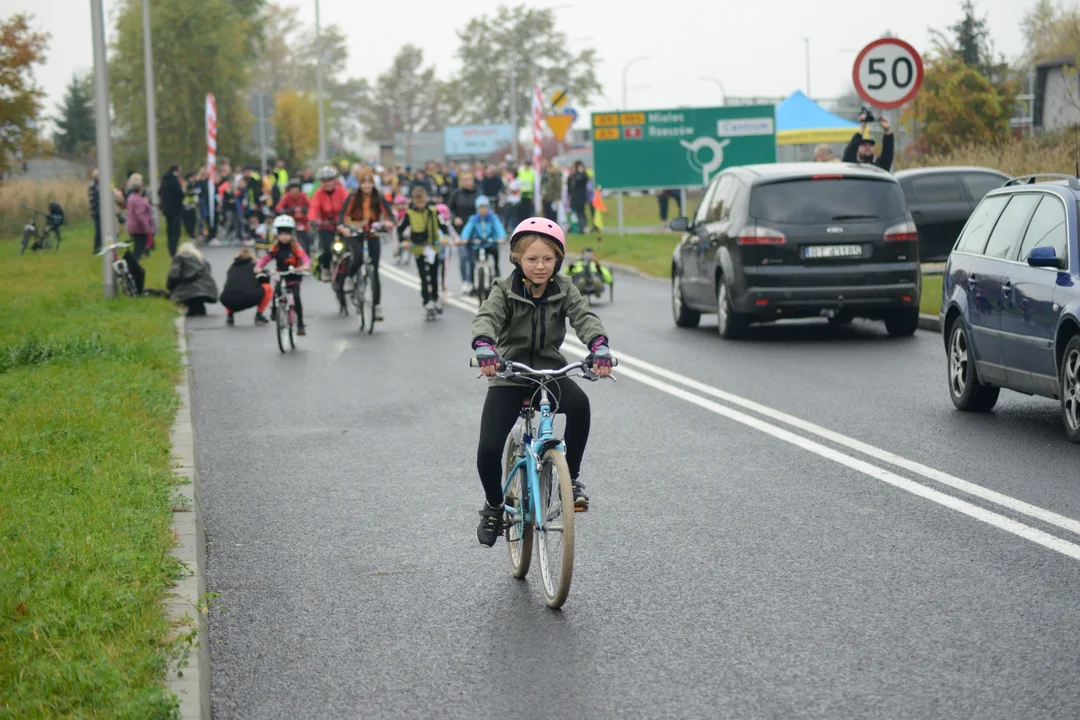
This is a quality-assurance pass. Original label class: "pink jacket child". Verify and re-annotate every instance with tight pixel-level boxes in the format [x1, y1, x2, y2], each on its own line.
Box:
[125, 192, 155, 235]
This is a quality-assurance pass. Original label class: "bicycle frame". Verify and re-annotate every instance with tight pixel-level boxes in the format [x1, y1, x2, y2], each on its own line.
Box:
[502, 381, 566, 534]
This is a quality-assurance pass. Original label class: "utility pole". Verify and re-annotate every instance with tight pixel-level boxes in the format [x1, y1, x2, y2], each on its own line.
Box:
[91, 0, 117, 298]
[314, 0, 327, 163]
[143, 0, 160, 227]
[509, 70, 518, 162]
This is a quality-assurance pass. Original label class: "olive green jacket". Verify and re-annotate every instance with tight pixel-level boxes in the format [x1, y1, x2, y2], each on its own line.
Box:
[471, 269, 608, 386]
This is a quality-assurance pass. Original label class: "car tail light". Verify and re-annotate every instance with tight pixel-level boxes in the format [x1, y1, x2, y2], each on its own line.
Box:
[884, 221, 918, 241]
[737, 226, 786, 245]
[811, 174, 844, 180]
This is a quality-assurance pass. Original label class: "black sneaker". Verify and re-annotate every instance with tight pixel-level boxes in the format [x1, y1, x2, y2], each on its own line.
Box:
[254, 313, 269, 326]
[226, 314, 235, 327]
[476, 502, 503, 547]
[572, 480, 590, 510]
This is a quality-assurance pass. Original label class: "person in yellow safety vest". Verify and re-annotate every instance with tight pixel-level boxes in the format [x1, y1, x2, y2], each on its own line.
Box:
[515, 160, 537, 224]
[273, 159, 289, 191]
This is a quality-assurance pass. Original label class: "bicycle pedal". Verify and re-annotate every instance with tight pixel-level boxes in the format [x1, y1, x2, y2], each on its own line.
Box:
[574, 505, 589, 513]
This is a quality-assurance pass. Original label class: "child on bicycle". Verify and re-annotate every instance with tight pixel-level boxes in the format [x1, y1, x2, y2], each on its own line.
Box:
[338, 171, 393, 321]
[255, 214, 312, 336]
[470, 217, 613, 547]
[461, 194, 507, 283]
[397, 185, 449, 314]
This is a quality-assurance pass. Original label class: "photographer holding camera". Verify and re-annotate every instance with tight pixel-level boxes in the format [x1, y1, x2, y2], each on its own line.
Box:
[842, 107, 894, 171]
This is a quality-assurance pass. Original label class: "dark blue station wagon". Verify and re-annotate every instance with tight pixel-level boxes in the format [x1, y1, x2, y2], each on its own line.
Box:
[941, 174, 1080, 442]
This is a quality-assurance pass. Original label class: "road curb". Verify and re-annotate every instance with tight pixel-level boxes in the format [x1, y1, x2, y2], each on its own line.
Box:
[919, 313, 941, 333]
[164, 316, 212, 720]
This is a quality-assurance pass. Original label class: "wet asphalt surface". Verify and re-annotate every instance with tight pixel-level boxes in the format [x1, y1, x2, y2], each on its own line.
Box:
[185, 242, 1080, 719]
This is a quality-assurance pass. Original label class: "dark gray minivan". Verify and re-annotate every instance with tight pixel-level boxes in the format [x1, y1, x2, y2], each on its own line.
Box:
[670, 163, 921, 338]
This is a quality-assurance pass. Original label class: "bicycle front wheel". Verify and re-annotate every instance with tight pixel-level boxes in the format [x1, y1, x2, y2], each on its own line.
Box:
[362, 266, 375, 335]
[504, 434, 533, 578]
[276, 299, 288, 353]
[535, 449, 575, 608]
[52, 228, 62, 252]
[20, 229, 32, 255]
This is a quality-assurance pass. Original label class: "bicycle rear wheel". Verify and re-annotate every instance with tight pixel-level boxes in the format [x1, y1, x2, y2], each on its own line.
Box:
[535, 449, 575, 608]
[504, 434, 533, 578]
[120, 268, 138, 297]
[475, 264, 489, 305]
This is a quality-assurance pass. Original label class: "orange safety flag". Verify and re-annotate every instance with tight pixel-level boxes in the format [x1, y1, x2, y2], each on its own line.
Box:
[591, 188, 607, 212]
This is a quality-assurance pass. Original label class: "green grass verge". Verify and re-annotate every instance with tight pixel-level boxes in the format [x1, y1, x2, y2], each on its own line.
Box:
[0, 224, 184, 717]
[565, 232, 678, 279]
[921, 275, 943, 316]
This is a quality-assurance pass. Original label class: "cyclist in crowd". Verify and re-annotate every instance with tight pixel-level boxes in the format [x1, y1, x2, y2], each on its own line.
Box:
[255, 215, 312, 336]
[460, 195, 506, 284]
[397, 185, 449, 315]
[338, 171, 393, 322]
[308, 165, 350, 281]
[220, 247, 273, 327]
[277, 179, 313, 254]
[470, 217, 613, 546]
[448, 171, 480, 292]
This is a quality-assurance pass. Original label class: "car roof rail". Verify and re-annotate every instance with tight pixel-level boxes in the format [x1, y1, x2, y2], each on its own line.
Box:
[1004, 173, 1080, 190]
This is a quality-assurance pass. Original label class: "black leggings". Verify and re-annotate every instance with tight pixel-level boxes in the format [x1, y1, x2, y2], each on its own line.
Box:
[318, 229, 335, 271]
[415, 255, 440, 304]
[476, 378, 591, 507]
[347, 236, 381, 306]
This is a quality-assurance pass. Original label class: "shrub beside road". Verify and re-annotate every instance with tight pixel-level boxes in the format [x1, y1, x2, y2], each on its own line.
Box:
[0, 224, 184, 716]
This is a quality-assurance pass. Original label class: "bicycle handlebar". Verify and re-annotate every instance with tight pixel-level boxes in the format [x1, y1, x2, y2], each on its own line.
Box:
[96, 241, 132, 255]
[468, 358, 619, 374]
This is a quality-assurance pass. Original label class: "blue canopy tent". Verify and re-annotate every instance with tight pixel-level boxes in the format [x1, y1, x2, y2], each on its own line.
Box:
[776, 90, 859, 146]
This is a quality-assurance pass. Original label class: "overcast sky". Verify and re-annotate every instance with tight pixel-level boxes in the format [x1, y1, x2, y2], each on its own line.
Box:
[8, 0, 1031, 126]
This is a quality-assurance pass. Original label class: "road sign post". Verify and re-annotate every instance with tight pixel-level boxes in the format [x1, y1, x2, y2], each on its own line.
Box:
[852, 38, 924, 110]
[249, 93, 274, 176]
[591, 105, 777, 194]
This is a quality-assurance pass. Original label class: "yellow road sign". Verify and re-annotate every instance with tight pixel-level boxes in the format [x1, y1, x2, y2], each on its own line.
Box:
[593, 114, 619, 127]
[545, 114, 575, 142]
[550, 90, 568, 109]
[620, 112, 645, 125]
[594, 127, 619, 141]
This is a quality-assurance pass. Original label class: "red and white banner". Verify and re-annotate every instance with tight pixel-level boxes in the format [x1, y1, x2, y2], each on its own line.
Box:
[531, 84, 543, 214]
[205, 93, 217, 226]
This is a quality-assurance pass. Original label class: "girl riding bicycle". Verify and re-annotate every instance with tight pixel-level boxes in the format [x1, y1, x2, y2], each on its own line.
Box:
[470, 217, 613, 547]
[397, 185, 449, 314]
[338, 171, 393, 322]
[255, 215, 312, 336]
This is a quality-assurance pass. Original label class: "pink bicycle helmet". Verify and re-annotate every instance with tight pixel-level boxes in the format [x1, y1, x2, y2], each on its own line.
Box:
[435, 203, 451, 222]
[393, 194, 407, 204]
[510, 217, 566, 254]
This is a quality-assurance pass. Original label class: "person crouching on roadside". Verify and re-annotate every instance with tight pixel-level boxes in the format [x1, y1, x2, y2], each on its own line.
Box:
[220, 247, 273, 327]
[167, 242, 220, 317]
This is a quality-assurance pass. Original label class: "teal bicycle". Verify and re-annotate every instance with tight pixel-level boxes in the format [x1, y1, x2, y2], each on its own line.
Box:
[470, 358, 617, 608]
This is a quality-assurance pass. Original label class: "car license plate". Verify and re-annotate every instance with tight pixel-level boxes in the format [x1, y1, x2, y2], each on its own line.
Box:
[804, 244, 862, 259]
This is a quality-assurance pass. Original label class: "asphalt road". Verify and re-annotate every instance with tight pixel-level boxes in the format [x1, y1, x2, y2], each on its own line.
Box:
[186, 243, 1080, 719]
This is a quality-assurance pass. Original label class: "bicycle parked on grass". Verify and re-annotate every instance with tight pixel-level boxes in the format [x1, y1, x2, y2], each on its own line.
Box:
[19, 204, 64, 254]
[270, 268, 308, 353]
[469, 358, 617, 609]
[95, 241, 139, 297]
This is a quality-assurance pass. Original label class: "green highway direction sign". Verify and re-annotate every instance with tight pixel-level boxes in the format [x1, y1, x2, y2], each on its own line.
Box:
[591, 105, 776, 191]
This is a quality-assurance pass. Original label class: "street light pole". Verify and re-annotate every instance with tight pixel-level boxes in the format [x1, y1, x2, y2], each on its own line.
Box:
[314, 0, 327, 163]
[803, 37, 811, 97]
[622, 56, 651, 109]
[143, 0, 159, 227]
[698, 76, 727, 106]
[91, 0, 117, 299]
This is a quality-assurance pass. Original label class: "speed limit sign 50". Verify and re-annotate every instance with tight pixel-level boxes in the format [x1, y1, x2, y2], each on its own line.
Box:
[852, 38, 924, 109]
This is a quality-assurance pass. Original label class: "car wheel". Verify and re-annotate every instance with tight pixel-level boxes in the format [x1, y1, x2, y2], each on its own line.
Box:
[672, 274, 700, 328]
[885, 308, 919, 337]
[1059, 335, 1080, 443]
[947, 318, 999, 412]
[716, 278, 749, 339]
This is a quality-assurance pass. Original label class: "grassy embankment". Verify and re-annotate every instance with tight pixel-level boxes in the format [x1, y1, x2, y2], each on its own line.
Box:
[0, 191, 187, 717]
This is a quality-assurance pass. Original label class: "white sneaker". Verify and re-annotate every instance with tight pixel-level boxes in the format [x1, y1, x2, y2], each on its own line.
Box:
[374, 305, 384, 321]
[435, 300, 444, 314]
[424, 300, 435, 311]
[461, 282, 473, 294]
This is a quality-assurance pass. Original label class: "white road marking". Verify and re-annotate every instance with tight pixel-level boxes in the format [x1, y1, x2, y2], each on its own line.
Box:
[379, 263, 1080, 560]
